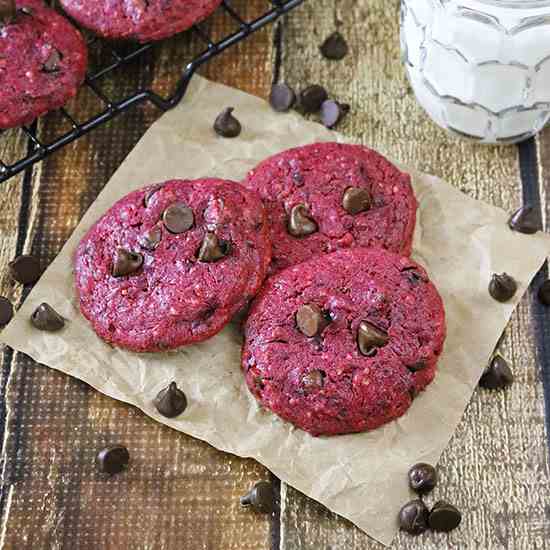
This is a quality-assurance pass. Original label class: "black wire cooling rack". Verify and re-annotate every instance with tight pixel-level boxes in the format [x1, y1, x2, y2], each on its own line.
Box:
[0, 0, 303, 184]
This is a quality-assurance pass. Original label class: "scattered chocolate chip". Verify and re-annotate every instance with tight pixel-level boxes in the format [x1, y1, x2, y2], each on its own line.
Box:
[428, 501, 462, 533]
[112, 248, 143, 277]
[139, 227, 162, 251]
[299, 85, 328, 114]
[288, 204, 318, 237]
[143, 184, 163, 208]
[320, 99, 350, 129]
[8, 255, 41, 285]
[357, 321, 389, 356]
[399, 499, 429, 535]
[508, 205, 539, 234]
[0, 296, 13, 327]
[408, 463, 437, 494]
[197, 232, 229, 262]
[538, 280, 550, 306]
[162, 203, 194, 234]
[153, 382, 188, 418]
[30, 303, 65, 332]
[342, 187, 371, 214]
[42, 49, 62, 73]
[489, 273, 517, 302]
[270, 83, 296, 112]
[407, 361, 427, 372]
[240, 481, 275, 514]
[296, 304, 328, 337]
[320, 31, 349, 60]
[214, 107, 241, 138]
[302, 369, 325, 394]
[96, 445, 130, 475]
[0, 0, 15, 25]
[479, 355, 514, 390]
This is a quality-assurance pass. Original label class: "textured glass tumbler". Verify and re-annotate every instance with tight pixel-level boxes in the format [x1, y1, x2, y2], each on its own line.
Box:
[401, 0, 550, 144]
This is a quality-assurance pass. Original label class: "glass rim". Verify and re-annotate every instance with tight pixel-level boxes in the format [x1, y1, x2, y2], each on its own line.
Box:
[476, 0, 550, 8]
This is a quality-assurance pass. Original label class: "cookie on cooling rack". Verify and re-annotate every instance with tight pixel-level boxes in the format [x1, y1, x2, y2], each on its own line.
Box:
[59, 0, 223, 43]
[0, 0, 88, 130]
[75, 178, 271, 352]
[242, 248, 446, 436]
[243, 142, 417, 275]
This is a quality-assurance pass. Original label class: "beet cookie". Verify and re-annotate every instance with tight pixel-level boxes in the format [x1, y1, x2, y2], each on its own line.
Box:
[244, 142, 417, 275]
[75, 179, 271, 352]
[0, 0, 88, 130]
[243, 248, 446, 436]
[59, 0, 223, 43]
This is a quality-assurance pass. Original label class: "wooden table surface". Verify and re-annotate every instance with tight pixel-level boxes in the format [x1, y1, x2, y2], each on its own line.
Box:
[1, 1, 550, 548]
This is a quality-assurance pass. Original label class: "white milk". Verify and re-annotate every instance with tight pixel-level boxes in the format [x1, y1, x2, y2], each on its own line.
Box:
[401, 0, 550, 143]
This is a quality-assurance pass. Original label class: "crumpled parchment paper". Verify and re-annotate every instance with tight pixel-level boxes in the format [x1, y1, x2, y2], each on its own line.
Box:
[2, 76, 550, 546]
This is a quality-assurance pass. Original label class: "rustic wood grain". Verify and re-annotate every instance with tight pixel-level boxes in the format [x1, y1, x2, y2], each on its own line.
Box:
[0, 2, 277, 549]
[278, 1, 550, 548]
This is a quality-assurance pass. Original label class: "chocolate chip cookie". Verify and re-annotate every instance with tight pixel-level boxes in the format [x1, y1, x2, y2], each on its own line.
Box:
[242, 248, 446, 436]
[59, 0, 223, 43]
[0, 0, 88, 129]
[75, 178, 271, 352]
[243, 142, 417, 275]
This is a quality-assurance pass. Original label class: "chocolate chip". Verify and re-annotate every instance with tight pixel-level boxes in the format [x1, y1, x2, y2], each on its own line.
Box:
[489, 273, 517, 302]
[320, 31, 349, 60]
[299, 85, 328, 114]
[288, 204, 318, 237]
[240, 481, 275, 514]
[398, 499, 429, 535]
[428, 501, 462, 533]
[162, 203, 194, 234]
[407, 361, 426, 372]
[0, 0, 16, 25]
[342, 187, 371, 214]
[292, 172, 304, 186]
[296, 304, 328, 337]
[357, 321, 389, 356]
[30, 303, 65, 332]
[302, 369, 325, 394]
[508, 205, 539, 234]
[479, 355, 514, 390]
[42, 50, 62, 73]
[0, 296, 13, 327]
[197, 232, 229, 262]
[538, 280, 550, 306]
[18, 6, 33, 15]
[139, 227, 162, 250]
[112, 248, 143, 277]
[320, 100, 350, 129]
[96, 445, 130, 475]
[9, 255, 41, 285]
[153, 382, 188, 418]
[143, 184, 163, 208]
[214, 107, 241, 138]
[408, 463, 437, 494]
[270, 83, 296, 112]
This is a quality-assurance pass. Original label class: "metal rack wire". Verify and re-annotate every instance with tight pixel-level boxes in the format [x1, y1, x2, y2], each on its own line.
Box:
[0, 0, 302, 184]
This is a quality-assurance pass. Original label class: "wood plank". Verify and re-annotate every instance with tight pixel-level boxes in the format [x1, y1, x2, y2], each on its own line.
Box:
[0, 2, 277, 548]
[279, 1, 550, 548]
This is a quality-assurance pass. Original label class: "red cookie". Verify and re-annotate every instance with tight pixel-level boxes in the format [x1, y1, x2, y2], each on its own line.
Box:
[244, 142, 417, 275]
[59, 0, 223, 43]
[242, 248, 446, 436]
[0, 0, 88, 130]
[75, 179, 271, 352]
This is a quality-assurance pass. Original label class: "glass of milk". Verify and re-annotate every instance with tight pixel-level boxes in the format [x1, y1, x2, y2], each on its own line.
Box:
[401, 0, 550, 144]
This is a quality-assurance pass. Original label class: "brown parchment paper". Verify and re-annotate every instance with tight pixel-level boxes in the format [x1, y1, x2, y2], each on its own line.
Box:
[2, 76, 550, 546]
